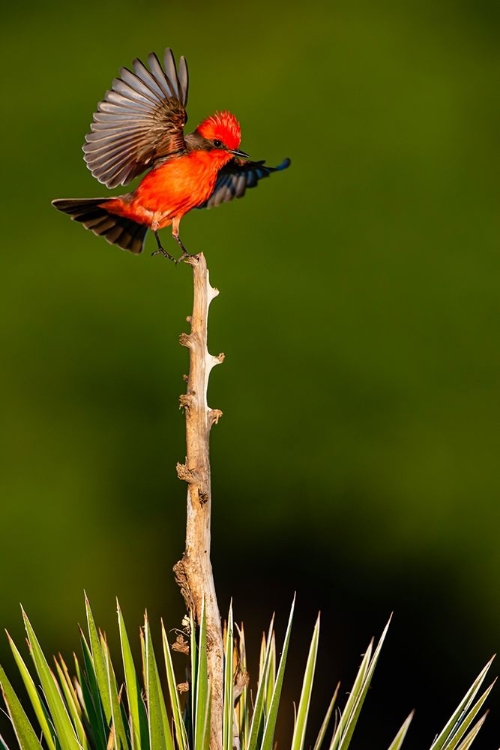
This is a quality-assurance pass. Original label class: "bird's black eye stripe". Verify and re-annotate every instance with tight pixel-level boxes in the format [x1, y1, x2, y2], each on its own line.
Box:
[213, 139, 224, 148]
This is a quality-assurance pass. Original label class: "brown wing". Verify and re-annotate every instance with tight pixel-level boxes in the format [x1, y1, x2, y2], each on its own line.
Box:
[83, 49, 189, 188]
[196, 158, 291, 209]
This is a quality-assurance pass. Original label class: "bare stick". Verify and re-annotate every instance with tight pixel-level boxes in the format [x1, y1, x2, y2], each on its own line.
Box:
[174, 253, 224, 750]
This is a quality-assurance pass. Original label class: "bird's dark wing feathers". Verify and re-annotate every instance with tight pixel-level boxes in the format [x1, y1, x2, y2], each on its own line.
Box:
[196, 158, 291, 209]
[83, 49, 189, 189]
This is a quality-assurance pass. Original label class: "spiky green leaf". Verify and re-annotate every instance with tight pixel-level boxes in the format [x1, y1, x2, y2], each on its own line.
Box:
[117, 602, 149, 750]
[189, 610, 198, 740]
[235, 623, 249, 750]
[430, 659, 495, 750]
[144, 614, 174, 750]
[291, 614, 320, 750]
[194, 604, 210, 750]
[22, 610, 81, 750]
[161, 621, 188, 750]
[0, 664, 43, 750]
[265, 634, 276, 716]
[247, 616, 276, 750]
[6, 633, 56, 750]
[312, 685, 340, 750]
[223, 604, 234, 750]
[79, 630, 108, 750]
[455, 714, 488, 750]
[260, 596, 296, 750]
[330, 616, 391, 750]
[84, 596, 111, 726]
[54, 658, 87, 750]
[102, 637, 129, 750]
[387, 712, 413, 750]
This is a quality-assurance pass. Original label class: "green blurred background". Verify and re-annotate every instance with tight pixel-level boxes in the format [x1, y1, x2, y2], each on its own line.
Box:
[1, 0, 500, 746]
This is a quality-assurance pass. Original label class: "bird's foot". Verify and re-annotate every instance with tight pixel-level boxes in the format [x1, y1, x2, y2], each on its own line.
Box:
[151, 247, 176, 262]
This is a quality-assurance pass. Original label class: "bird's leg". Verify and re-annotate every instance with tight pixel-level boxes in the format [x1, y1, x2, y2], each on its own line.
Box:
[174, 235, 193, 263]
[152, 231, 176, 262]
[172, 218, 194, 263]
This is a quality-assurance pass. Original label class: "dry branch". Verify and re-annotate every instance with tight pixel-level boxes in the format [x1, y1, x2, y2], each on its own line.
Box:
[173, 252, 224, 750]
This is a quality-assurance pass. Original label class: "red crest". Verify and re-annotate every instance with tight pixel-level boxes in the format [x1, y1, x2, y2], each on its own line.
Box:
[197, 111, 242, 151]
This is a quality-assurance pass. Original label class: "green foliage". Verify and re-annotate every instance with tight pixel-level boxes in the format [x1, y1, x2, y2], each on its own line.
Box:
[0, 600, 495, 750]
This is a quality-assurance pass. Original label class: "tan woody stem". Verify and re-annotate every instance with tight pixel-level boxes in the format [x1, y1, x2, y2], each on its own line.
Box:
[173, 253, 224, 750]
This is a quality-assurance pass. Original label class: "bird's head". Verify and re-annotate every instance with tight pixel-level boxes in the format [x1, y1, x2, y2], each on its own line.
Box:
[196, 111, 248, 158]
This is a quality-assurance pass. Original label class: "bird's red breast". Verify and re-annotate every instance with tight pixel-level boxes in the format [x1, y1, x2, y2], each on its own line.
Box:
[102, 147, 234, 229]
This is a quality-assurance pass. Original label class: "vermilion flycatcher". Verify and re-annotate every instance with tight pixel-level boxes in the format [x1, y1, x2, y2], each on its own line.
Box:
[52, 49, 290, 260]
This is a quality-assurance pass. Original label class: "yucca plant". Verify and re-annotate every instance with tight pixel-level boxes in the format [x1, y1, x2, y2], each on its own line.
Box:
[0, 597, 495, 750]
[0, 255, 496, 749]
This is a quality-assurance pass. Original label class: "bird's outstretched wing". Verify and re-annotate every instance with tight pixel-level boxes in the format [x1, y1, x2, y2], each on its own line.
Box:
[83, 49, 189, 188]
[196, 157, 291, 209]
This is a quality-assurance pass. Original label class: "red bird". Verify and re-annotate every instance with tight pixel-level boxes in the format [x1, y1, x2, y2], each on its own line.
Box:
[52, 49, 290, 260]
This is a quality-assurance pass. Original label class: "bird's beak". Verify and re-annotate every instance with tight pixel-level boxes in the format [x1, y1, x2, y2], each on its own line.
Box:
[230, 148, 249, 159]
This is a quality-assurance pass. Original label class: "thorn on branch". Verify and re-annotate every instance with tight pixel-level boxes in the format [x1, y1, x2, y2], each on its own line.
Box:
[208, 352, 225, 371]
[208, 286, 220, 303]
[179, 393, 193, 409]
[209, 409, 223, 425]
[179, 332, 192, 348]
[176, 462, 198, 483]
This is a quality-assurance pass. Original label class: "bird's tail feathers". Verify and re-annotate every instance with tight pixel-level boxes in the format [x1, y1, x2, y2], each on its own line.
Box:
[51, 198, 148, 255]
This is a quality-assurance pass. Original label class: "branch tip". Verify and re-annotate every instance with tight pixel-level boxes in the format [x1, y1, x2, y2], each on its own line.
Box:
[183, 253, 200, 268]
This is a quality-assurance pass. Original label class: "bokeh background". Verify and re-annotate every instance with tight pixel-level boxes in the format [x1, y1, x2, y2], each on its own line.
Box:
[1, 0, 499, 747]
